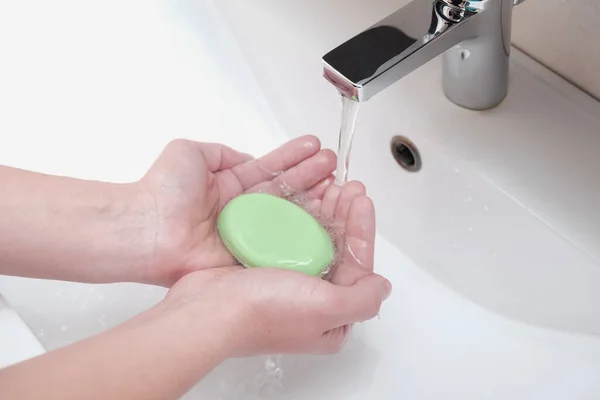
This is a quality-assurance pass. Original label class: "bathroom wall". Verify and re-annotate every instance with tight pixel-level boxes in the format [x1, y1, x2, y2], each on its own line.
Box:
[512, 0, 600, 99]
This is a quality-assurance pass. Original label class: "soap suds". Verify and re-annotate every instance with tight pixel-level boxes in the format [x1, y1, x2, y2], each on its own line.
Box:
[244, 181, 364, 280]
[217, 186, 366, 399]
[276, 185, 347, 281]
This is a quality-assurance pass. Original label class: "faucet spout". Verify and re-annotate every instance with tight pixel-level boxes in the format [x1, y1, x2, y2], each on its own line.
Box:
[322, 0, 517, 110]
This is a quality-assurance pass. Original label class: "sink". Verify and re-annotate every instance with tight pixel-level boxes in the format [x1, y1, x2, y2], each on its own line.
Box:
[0, 296, 45, 369]
[213, 0, 600, 336]
[1, 0, 600, 399]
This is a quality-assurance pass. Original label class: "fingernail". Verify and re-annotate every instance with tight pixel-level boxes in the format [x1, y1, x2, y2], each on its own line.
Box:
[383, 279, 392, 300]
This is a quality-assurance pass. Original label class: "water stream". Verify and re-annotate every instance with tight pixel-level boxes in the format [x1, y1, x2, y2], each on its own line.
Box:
[334, 95, 361, 185]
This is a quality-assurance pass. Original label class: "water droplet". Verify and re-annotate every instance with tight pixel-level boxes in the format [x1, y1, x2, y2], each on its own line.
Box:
[453, 166, 460, 174]
[265, 358, 275, 371]
[38, 329, 45, 337]
[61, 325, 69, 331]
[452, 244, 458, 249]
[346, 242, 363, 265]
[467, 196, 473, 202]
[484, 205, 490, 212]
[467, 184, 473, 189]
[277, 368, 284, 379]
[468, 226, 473, 232]
[261, 355, 285, 394]
[80, 303, 88, 310]
[492, 252, 497, 257]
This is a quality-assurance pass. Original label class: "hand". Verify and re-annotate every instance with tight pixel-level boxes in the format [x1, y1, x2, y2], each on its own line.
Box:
[135, 135, 336, 286]
[161, 181, 391, 356]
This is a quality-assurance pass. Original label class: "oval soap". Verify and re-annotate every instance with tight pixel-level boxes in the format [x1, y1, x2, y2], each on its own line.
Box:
[217, 193, 334, 277]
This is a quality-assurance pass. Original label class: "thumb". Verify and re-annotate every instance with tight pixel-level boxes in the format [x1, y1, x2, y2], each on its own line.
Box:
[330, 274, 392, 326]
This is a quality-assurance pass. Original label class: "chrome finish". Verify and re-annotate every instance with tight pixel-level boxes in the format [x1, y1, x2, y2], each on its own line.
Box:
[322, 0, 522, 110]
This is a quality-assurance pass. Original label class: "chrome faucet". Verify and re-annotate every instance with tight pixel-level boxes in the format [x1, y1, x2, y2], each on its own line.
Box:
[322, 0, 525, 110]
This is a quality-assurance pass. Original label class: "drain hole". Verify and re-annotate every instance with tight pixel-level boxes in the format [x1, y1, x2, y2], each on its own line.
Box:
[391, 136, 421, 172]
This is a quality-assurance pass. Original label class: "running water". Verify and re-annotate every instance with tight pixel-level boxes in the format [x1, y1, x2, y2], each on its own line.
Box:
[334, 95, 361, 185]
[211, 101, 363, 397]
[258, 355, 284, 397]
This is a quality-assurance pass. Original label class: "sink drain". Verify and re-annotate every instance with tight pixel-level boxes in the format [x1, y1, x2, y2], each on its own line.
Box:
[390, 135, 421, 172]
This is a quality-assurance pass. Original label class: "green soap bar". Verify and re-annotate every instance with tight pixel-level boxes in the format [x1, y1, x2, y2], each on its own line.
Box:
[217, 193, 334, 277]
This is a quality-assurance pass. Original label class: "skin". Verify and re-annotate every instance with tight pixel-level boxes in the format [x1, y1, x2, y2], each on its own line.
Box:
[0, 135, 335, 286]
[0, 136, 391, 399]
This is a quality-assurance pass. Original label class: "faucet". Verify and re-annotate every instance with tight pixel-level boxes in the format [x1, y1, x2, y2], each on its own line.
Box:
[322, 0, 525, 110]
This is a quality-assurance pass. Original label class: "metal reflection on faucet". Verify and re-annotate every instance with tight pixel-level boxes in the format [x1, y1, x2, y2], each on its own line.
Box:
[322, 0, 525, 110]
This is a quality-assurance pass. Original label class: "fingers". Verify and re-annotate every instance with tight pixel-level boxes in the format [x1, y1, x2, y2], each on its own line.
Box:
[319, 182, 367, 285]
[149, 140, 253, 182]
[304, 199, 322, 216]
[319, 184, 343, 221]
[344, 196, 376, 265]
[232, 135, 322, 191]
[333, 181, 366, 228]
[304, 174, 335, 201]
[248, 149, 336, 197]
[331, 196, 376, 286]
[169, 139, 254, 172]
[312, 274, 391, 355]
[199, 143, 254, 172]
[313, 325, 350, 355]
[326, 274, 392, 327]
[319, 180, 365, 222]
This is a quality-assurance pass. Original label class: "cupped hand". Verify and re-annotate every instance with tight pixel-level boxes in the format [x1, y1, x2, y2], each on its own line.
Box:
[161, 182, 391, 356]
[135, 136, 336, 286]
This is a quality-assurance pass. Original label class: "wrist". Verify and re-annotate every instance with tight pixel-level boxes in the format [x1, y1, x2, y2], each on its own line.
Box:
[111, 182, 161, 284]
[0, 166, 160, 284]
[149, 297, 236, 364]
[73, 180, 159, 285]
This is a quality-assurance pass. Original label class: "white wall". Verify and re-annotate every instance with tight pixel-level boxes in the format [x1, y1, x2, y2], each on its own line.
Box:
[512, 0, 600, 99]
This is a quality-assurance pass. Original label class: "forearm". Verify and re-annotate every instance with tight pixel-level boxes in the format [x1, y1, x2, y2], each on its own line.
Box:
[0, 165, 153, 283]
[0, 303, 229, 400]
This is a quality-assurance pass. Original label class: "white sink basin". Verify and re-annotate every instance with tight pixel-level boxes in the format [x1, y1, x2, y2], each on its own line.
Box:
[0, 296, 45, 369]
[214, 0, 600, 336]
[1, 0, 600, 399]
